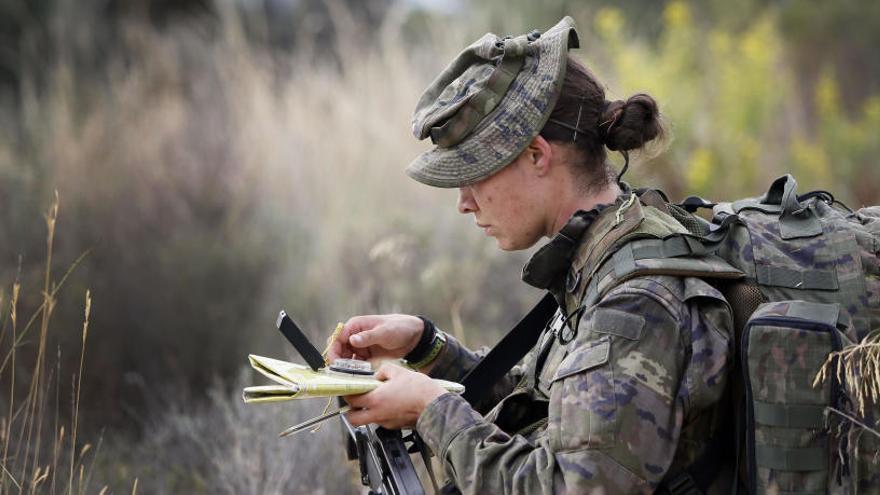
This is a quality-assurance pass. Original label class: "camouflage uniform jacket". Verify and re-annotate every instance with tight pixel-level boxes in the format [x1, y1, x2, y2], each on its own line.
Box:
[416, 192, 735, 494]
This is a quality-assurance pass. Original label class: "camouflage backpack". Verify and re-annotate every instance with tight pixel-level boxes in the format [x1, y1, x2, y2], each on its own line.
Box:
[589, 175, 879, 494]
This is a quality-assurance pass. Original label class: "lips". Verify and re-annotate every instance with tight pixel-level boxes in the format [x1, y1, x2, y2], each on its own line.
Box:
[475, 222, 493, 236]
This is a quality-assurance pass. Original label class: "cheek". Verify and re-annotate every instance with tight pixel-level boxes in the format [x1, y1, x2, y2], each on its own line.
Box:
[502, 190, 530, 219]
[510, 197, 545, 241]
[471, 188, 493, 211]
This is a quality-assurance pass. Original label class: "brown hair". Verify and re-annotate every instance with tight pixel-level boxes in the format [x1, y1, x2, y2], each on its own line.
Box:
[539, 56, 664, 191]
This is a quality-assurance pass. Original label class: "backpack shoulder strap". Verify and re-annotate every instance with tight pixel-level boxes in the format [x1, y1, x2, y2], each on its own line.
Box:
[581, 236, 744, 309]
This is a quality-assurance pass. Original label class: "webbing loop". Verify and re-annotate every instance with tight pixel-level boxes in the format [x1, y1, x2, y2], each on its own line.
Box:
[753, 401, 827, 428]
[755, 265, 838, 291]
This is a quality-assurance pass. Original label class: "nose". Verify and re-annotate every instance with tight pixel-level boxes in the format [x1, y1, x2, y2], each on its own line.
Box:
[457, 187, 477, 214]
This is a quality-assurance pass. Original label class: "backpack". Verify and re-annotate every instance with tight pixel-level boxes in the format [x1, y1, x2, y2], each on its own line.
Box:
[592, 175, 879, 494]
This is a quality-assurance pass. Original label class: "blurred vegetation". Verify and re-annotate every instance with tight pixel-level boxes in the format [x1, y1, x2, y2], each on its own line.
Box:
[0, 0, 878, 491]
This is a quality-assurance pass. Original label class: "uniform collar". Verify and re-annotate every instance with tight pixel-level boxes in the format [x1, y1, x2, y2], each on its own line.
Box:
[521, 205, 614, 293]
[520, 184, 637, 294]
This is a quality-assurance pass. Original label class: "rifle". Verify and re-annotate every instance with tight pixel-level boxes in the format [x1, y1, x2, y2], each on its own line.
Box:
[338, 404, 436, 495]
[275, 311, 435, 495]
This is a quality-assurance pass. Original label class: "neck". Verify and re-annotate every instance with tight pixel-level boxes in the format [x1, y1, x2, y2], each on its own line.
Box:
[547, 181, 622, 236]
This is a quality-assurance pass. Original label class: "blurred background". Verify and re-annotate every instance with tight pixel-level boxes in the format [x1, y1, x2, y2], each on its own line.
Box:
[0, 0, 878, 492]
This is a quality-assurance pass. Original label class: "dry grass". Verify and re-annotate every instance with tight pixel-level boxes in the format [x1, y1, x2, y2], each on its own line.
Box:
[814, 331, 880, 472]
[1, 6, 533, 490]
[815, 330, 880, 421]
[118, 371, 359, 494]
[0, 194, 103, 494]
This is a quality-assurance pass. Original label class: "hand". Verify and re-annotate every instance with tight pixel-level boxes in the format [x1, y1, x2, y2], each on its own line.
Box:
[327, 314, 424, 365]
[345, 363, 447, 429]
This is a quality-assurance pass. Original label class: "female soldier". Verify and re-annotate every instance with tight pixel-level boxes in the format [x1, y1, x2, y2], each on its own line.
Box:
[328, 17, 734, 494]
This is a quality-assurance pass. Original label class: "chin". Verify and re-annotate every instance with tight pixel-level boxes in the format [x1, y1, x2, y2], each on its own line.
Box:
[492, 236, 512, 251]
[496, 241, 515, 251]
[495, 237, 533, 252]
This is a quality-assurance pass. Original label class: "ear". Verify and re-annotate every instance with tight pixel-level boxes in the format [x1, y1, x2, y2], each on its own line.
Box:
[526, 135, 553, 177]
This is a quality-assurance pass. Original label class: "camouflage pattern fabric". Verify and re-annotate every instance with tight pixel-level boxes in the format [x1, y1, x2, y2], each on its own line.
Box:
[418, 197, 736, 494]
[406, 17, 579, 188]
[416, 175, 880, 494]
[598, 175, 879, 494]
[706, 176, 879, 342]
[426, 331, 528, 416]
[708, 177, 880, 494]
[742, 300, 855, 494]
[849, 207, 880, 494]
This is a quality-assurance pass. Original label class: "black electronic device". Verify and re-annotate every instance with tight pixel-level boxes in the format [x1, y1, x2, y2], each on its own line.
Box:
[276, 310, 326, 371]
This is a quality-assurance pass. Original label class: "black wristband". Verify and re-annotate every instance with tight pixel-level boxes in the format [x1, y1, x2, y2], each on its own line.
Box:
[405, 316, 437, 363]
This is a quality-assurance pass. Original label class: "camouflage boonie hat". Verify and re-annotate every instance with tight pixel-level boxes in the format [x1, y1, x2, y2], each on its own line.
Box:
[406, 17, 580, 188]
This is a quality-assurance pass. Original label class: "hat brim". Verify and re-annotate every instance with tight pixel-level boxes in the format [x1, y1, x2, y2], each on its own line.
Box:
[406, 17, 579, 188]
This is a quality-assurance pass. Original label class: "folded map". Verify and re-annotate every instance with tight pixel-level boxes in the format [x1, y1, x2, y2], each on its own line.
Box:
[243, 354, 465, 403]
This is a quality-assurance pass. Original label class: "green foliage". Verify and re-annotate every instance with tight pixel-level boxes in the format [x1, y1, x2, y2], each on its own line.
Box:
[576, 1, 879, 205]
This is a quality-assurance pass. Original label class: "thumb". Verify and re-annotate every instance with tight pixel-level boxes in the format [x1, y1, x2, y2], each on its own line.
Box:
[350, 328, 382, 348]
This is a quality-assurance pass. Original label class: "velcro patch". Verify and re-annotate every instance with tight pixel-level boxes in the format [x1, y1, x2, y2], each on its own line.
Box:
[552, 336, 610, 382]
[592, 308, 645, 341]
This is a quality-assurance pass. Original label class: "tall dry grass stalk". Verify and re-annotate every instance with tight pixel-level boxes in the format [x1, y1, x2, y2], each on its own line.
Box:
[814, 330, 880, 437]
[0, 194, 103, 494]
[1, 282, 21, 491]
[19, 191, 59, 492]
[69, 289, 90, 494]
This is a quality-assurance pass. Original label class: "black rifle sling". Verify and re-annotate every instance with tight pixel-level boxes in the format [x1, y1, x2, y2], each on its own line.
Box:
[460, 293, 558, 406]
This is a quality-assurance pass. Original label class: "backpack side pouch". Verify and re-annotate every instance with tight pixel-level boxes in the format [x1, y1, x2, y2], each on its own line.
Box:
[742, 300, 851, 495]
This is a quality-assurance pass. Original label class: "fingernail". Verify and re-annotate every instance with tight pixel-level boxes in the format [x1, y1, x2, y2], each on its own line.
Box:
[351, 335, 362, 346]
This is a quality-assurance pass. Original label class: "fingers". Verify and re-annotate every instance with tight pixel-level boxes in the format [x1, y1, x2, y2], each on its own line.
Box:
[346, 407, 375, 427]
[341, 316, 384, 344]
[326, 339, 348, 362]
[344, 393, 378, 427]
[345, 398, 407, 429]
[375, 362, 404, 381]
[333, 314, 426, 367]
[349, 331, 375, 348]
[329, 316, 384, 362]
[327, 340, 371, 362]
[340, 316, 396, 352]
[342, 368, 429, 429]
[344, 393, 370, 409]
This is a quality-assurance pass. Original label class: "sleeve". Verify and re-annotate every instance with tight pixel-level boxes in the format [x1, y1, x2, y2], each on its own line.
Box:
[427, 331, 530, 415]
[415, 277, 732, 494]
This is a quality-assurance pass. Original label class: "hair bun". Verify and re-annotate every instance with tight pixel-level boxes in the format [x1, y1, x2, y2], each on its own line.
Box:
[599, 94, 662, 152]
